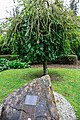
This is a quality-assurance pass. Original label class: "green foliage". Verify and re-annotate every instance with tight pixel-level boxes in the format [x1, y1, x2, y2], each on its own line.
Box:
[9, 60, 30, 69]
[57, 55, 78, 64]
[2, 1, 75, 60]
[0, 35, 4, 44]
[0, 58, 30, 72]
[70, 0, 79, 15]
[0, 58, 10, 72]
[0, 0, 80, 66]
[0, 55, 19, 60]
[0, 46, 11, 55]
[77, 44, 80, 59]
[70, 24, 80, 59]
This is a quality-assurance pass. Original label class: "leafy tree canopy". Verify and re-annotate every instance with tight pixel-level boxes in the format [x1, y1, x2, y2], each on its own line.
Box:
[1, 0, 80, 74]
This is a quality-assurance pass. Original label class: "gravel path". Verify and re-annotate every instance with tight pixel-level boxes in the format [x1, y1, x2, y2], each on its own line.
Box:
[54, 92, 77, 120]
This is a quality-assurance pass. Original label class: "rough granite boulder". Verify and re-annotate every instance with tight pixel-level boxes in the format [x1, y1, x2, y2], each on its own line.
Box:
[0, 75, 59, 120]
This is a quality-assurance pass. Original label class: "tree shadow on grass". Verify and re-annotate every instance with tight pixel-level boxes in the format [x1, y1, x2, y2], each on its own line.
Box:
[49, 73, 63, 82]
[23, 70, 43, 81]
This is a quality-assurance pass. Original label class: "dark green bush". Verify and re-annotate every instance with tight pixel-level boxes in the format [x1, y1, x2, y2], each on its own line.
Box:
[0, 47, 11, 55]
[0, 55, 19, 61]
[77, 52, 80, 60]
[57, 55, 78, 65]
[0, 58, 30, 72]
[9, 60, 30, 69]
[0, 58, 10, 72]
[23, 56, 42, 65]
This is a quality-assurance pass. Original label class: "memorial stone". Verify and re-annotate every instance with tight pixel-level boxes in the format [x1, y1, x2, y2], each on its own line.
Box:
[0, 75, 59, 120]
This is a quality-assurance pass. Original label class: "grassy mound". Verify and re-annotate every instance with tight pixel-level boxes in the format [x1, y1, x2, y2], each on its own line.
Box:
[0, 68, 80, 119]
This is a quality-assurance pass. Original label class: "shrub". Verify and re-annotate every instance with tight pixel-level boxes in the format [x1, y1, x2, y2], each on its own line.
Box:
[9, 60, 30, 69]
[77, 52, 80, 60]
[0, 46, 11, 55]
[0, 58, 30, 72]
[23, 56, 42, 65]
[0, 58, 10, 72]
[57, 55, 78, 65]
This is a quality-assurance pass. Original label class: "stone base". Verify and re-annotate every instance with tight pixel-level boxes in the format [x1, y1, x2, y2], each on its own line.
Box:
[0, 92, 77, 120]
[54, 92, 77, 120]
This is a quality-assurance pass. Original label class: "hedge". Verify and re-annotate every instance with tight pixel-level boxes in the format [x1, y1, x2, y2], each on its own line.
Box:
[0, 55, 19, 61]
[56, 55, 78, 65]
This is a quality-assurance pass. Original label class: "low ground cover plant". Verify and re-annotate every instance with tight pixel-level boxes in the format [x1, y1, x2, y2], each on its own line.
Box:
[9, 60, 30, 69]
[0, 58, 30, 72]
[0, 58, 10, 71]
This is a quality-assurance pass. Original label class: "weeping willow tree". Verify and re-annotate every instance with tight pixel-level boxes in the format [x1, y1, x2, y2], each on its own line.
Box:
[3, 0, 78, 75]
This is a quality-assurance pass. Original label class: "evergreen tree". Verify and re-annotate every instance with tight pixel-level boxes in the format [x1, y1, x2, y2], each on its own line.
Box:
[70, 0, 79, 15]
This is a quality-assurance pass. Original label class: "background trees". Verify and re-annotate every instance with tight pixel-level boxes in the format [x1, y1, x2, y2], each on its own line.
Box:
[0, 0, 80, 74]
[70, 0, 79, 15]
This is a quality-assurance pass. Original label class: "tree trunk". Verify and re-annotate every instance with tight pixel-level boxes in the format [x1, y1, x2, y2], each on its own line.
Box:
[43, 60, 48, 75]
[43, 39, 48, 75]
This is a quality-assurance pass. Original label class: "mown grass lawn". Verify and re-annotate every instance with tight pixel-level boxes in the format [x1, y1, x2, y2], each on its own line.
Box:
[0, 68, 80, 119]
